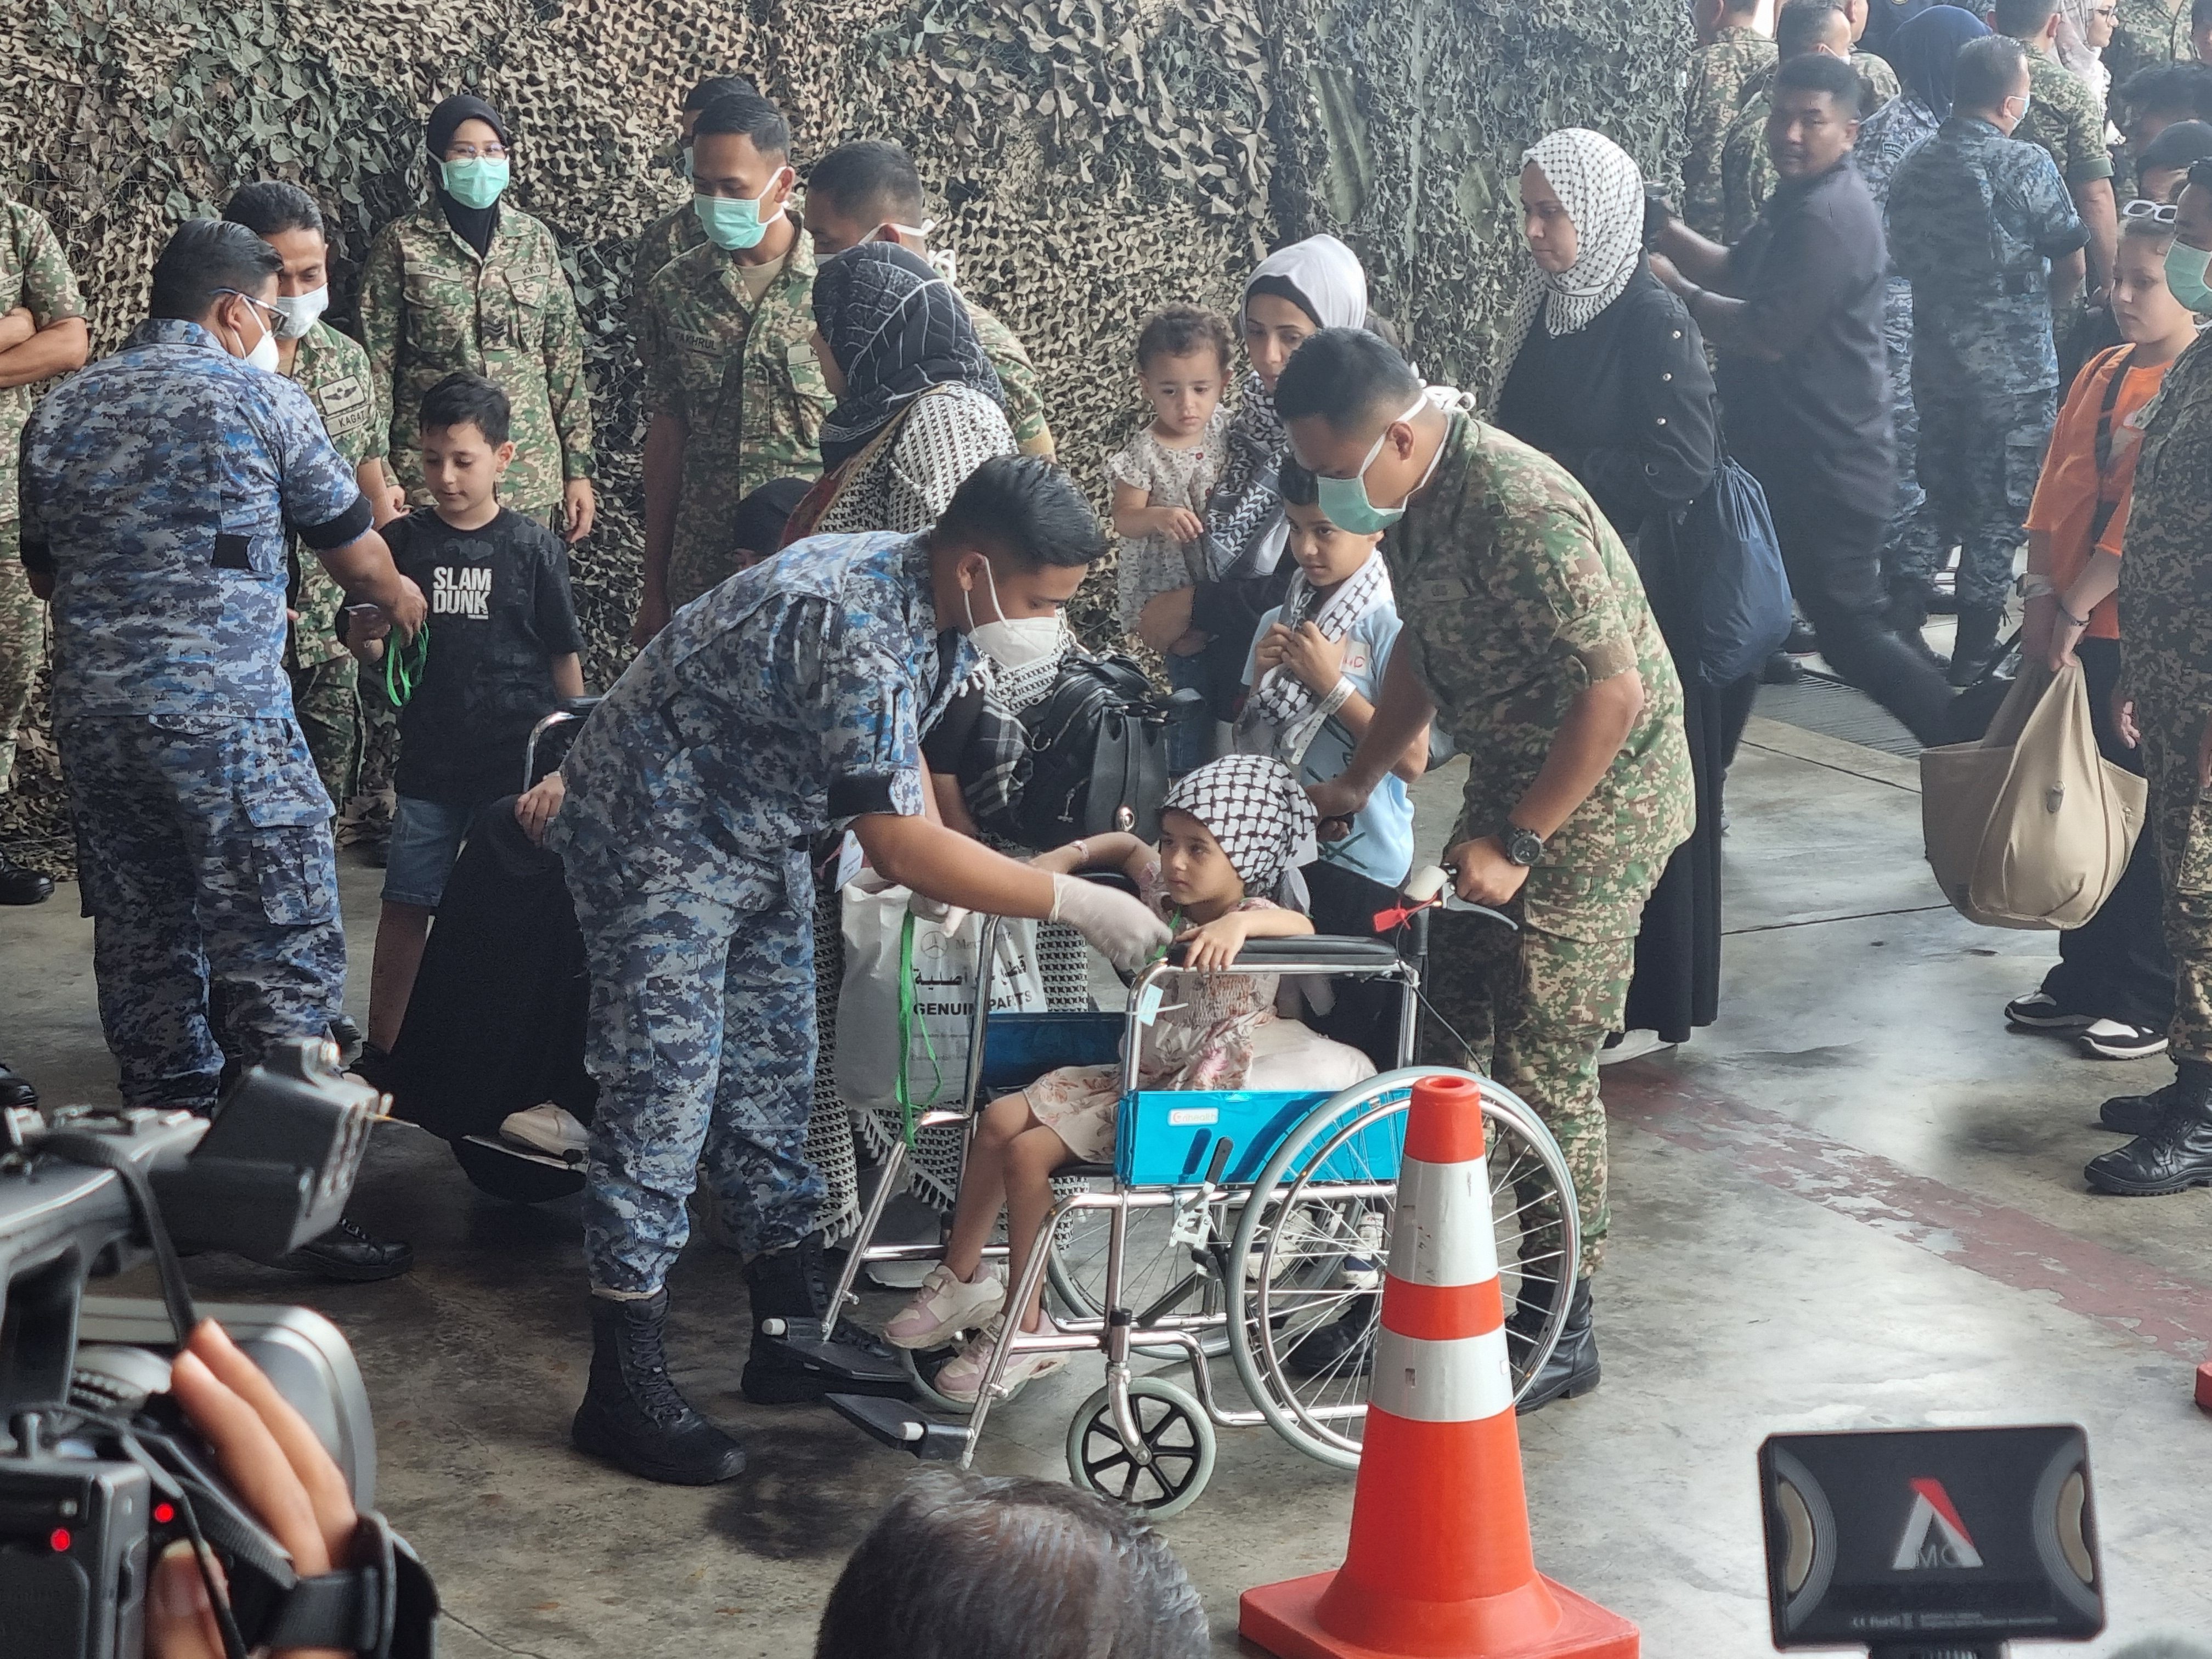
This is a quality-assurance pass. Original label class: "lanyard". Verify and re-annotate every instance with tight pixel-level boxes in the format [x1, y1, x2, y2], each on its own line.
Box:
[381, 622, 430, 709]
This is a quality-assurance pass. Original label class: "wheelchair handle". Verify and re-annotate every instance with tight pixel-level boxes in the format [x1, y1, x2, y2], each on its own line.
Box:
[522, 696, 603, 792]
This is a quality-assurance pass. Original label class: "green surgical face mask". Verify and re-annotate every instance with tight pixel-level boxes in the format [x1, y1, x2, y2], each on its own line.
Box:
[693, 173, 787, 251]
[439, 156, 509, 210]
[2166, 239, 2212, 316]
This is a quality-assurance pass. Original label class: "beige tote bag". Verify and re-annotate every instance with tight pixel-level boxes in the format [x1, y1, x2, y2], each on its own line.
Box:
[1919, 661, 2147, 930]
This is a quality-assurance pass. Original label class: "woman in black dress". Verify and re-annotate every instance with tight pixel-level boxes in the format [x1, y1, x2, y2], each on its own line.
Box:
[1495, 126, 1731, 1050]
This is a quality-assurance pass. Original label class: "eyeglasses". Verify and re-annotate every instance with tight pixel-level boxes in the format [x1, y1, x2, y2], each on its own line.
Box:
[444, 143, 508, 161]
[214, 289, 286, 329]
[2123, 199, 2180, 222]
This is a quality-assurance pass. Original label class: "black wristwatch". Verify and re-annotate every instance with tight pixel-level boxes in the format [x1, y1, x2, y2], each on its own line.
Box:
[1502, 823, 1545, 867]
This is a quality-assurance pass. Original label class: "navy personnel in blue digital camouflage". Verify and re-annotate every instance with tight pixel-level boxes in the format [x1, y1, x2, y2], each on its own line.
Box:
[17, 219, 428, 1280]
[544, 456, 1170, 1486]
[1886, 33, 2087, 684]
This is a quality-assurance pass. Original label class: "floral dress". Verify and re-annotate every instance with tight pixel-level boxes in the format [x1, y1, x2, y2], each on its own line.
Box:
[1025, 860, 1376, 1163]
[1109, 405, 1230, 637]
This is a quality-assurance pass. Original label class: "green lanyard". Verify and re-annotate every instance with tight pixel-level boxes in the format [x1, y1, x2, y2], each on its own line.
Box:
[382, 622, 430, 708]
[895, 911, 945, 1148]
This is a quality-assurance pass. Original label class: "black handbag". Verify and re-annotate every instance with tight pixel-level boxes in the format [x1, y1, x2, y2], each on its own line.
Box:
[1015, 653, 1175, 847]
[1680, 454, 1793, 688]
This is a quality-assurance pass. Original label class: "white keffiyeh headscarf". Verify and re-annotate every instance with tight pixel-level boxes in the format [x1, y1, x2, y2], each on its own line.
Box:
[1162, 754, 1319, 902]
[1498, 128, 1648, 374]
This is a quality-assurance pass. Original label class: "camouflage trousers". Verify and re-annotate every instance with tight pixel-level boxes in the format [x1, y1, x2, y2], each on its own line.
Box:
[0, 524, 44, 797]
[1904, 386, 2056, 611]
[1876, 285, 1936, 599]
[288, 654, 361, 815]
[2131, 663, 2212, 1065]
[55, 713, 345, 1110]
[560, 833, 825, 1294]
[1419, 888, 1650, 1280]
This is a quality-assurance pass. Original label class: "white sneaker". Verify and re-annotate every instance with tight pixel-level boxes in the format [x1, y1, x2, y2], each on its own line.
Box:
[932, 1317, 1070, 1404]
[1596, 1029, 1675, 1066]
[499, 1103, 589, 1163]
[882, 1263, 1005, 1350]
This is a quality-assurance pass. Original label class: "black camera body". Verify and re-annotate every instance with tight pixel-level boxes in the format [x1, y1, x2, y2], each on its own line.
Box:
[0, 1040, 426, 1659]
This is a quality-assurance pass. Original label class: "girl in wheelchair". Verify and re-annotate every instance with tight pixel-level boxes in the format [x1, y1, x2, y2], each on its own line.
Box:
[882, 754, 1378, 1402]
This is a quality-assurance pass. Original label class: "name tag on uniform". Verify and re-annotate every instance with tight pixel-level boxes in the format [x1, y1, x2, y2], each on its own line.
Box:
[319, 375, 371, 436]
[1416, 574, 1472, 604]
[786, 342, 815, 365]
[670, 328, 723, 356]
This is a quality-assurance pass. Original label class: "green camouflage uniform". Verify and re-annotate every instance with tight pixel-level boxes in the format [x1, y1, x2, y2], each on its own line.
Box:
[282, 321, 386, 811]
[358, 202, 596, 521]
[2115, 335, 2212, 1065]
[963, 295, 1053, 456]
[2016, 51, 2115, 199]
[1683, 26, 1779, 241]
[1719, 54, 1900, 243]
[1394, 410, 1695, 1278]
[633, 200, 706, 324]
[0, 196, 85, 798]
[640, 232, 832, 610]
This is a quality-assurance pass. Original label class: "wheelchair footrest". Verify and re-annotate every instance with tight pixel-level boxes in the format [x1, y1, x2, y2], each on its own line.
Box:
[757, 1318, 909, 1395]
[824, 1392, 969, 1461]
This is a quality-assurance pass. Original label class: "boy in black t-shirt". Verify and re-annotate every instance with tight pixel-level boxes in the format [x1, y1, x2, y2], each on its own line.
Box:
[346, 373, 584, 1058]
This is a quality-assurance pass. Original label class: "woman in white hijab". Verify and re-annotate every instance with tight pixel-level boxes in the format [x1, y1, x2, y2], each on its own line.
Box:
[1494, 127, 1729, 1058]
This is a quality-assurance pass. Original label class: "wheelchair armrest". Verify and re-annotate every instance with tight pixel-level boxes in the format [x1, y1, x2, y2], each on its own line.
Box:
[560, 694, 605, 719]
[1164, 934, 1404, 971]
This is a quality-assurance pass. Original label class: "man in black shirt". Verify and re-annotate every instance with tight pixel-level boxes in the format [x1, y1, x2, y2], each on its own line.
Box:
[1655, 50, 1959, 748]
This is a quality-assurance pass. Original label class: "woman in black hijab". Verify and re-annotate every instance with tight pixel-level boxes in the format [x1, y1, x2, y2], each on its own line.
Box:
[358, 92, 598, 543]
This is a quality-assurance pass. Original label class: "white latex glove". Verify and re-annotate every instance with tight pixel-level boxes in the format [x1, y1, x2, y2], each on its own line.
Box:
[847, 866, 899, 896]
[911, 893, 970, 934]
[1049, 872, 1171, 973]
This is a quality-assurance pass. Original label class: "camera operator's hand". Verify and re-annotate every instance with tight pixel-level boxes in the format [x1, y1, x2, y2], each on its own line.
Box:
[147, 1321, 357, 1659]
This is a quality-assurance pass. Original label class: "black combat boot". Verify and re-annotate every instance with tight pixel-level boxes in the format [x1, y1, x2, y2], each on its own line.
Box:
[740, 1233, 910, 1404]
[0, 1059, 35, 1111]
[273, 1215, 415, 1282]
[1883, 585, 1948, 671]
[1514, 1274, 1601, 1414]
[2098, 1078, 2180, 1136]
[1946, 605, 2004, 687]
[0, 844, 53, 906]
[2085, 1062, 2212, 1195]
[572, 1290, 747, 1484]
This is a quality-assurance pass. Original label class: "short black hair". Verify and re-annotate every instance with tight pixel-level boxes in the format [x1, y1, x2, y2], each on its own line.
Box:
[1990, 0, 2060, 38]
[1135, 304, 1233, 374]
[809, 139, 925, 227]
[1775, 47, 1867, 114]
[814, 1472, 1207, 1659]
[1272, 327, 1422, 432]
[934, 456, 1104, 569]
[2120, 62, 2212, 122]
[222, 180, 325, 240]
[2141, 119, 2212, 174]
[1777, 0, 1848, 59]
[419, 371, 511, 447]
[1954, 35, 2030, 117]
[692, 89, 791, 159]
[149, 219, 283, 322]
[1277, 458, 1319, 508]
[684, 74, 758, 111]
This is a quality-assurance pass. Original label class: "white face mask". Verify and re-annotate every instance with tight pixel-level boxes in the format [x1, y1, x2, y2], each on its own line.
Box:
[963, 561, 1064, 668]
[242, 312, 281, 374]
[271, 286, 329, 341]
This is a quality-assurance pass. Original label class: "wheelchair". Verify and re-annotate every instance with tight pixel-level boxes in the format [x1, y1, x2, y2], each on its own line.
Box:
[810, 913, 1582, 1517]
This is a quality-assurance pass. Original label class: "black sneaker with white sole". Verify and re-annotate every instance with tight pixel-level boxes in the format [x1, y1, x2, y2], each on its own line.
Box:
[2078, 1019, 2169, 1061]
[2004, 991, 2095, 1032]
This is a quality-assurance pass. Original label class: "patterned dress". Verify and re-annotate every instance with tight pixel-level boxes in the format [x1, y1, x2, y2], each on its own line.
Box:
[1109, 406, 1229, 637]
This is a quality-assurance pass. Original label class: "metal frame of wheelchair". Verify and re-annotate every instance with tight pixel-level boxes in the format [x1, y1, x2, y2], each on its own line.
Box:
[816, 917, 1581, 1517]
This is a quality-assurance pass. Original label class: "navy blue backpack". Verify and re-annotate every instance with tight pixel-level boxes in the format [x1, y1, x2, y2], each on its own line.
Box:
[1681, 455, 1792, 689]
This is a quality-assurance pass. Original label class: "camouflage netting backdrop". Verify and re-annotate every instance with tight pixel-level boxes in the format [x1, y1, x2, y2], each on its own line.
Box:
[0, 0, 2189, 872]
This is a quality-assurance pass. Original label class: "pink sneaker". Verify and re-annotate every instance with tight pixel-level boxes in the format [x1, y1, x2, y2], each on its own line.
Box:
[932, 1318, 1070, 1404]
[882, 1263, 1005, 1350]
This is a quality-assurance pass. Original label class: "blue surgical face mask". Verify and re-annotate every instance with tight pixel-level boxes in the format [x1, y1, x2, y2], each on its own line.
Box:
[693, 172, 789, 251]
[1313, 396, 1432, 535]
[439, 156, 509, 210]
[2166, 240, 2212, 315]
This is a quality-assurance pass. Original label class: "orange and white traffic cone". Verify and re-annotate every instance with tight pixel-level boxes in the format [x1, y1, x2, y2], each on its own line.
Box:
[1240, 1073, 1639, 1659]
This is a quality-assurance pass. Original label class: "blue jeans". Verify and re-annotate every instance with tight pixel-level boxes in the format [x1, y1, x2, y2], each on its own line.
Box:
[1165, 650, 1218, 776]
[382, 795, 476, 909]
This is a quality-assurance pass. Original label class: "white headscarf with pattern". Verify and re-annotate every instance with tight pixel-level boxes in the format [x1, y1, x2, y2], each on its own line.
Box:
[1497, 127, 1649, 374]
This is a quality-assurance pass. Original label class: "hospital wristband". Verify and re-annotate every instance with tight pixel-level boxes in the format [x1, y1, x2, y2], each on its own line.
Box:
[1317, 677, 1356, 721]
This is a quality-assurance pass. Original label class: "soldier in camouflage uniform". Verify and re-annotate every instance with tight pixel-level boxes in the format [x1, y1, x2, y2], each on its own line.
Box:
[802, 139, 1057, 458]
[359, 95, 596, 542]
[1997, 0, 2120, 302]
[1719, 0, 1863, 241]
[1888, 35, 2088, 682]
[2090, 167, 2212, 1194]
[225, 183, 405, 816]
[546, 456, 1163, 1483]
[17, 221, 425, 1276]
[1283, 329, 1692, 1414]
[0, 190, 88, 906]
[1683, 0, 1778, 241]
[634, 91, 832, 634]
[631, 74, 759, 319]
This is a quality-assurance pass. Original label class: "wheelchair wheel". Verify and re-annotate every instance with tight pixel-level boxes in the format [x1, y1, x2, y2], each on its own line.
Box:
[1064, 1375, 1216, 1520]
[451, 1136, 586, 1204]
[1226, 1069, 1578, 1469]
[1043, 1174, 1231, 1358]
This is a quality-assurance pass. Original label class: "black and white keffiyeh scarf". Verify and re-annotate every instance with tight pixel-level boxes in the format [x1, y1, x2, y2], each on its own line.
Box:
[813, 242, 1003, 470]
[1200, 371, 1290, 582]
[1162, 754, 1318, 901]
[1235, 549, 1392, 767]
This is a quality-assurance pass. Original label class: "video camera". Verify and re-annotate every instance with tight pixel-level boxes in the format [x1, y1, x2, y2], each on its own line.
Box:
[0, 1039, 435, 1658]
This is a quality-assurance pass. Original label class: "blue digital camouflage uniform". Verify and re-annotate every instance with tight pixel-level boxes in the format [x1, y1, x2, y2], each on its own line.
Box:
[546, 529, 973, 1294]
[1886, 116, 2088, 610]
[18, 318, 369, 1108]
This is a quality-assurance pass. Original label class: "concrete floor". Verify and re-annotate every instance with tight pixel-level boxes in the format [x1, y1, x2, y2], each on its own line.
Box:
[4, 711, 2210, 1656]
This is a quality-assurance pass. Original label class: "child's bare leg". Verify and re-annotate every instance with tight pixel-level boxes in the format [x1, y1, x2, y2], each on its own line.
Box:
[942, 1092, 1033, 1280]
[1003, 1123, 1075, 1332]
[366, 901, 433, 1053]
